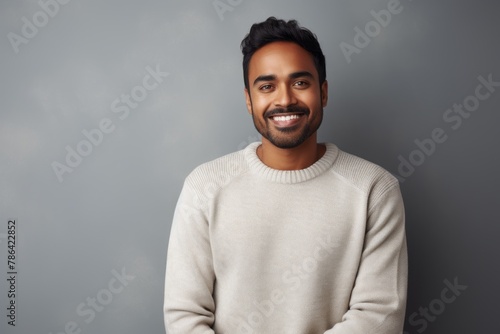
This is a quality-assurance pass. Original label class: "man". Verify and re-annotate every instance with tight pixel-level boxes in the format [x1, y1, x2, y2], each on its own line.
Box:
[164, 17, 407, 334]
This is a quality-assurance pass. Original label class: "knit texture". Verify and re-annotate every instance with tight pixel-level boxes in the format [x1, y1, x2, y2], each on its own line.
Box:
[164, 142, 407, 334]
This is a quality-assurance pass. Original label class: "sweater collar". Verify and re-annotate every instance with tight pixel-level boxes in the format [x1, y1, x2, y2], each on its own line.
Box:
[244, 142, 338, 184]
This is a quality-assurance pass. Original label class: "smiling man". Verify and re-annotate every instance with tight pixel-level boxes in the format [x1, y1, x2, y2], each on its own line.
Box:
[246, 40, 327, 170]
[164, 17, 407, 334]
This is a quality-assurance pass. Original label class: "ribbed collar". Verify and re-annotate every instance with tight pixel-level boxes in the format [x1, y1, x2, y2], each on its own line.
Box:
[244, 142, 339, 184]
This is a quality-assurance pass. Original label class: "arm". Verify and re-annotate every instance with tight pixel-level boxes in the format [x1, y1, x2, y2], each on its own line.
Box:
[325, 183, 408, 334]
[164, 183, 216, 334]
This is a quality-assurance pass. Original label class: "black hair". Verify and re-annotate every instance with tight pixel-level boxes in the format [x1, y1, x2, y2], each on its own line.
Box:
[240, 16, 326, 90]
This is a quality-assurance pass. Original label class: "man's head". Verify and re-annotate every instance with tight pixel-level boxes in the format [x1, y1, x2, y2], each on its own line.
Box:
[241, 17, 328, 149]
[241, 17, 326, 91]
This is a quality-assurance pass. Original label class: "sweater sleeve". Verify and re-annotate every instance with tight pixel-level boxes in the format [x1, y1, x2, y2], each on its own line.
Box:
[164, 182, 216, 334]
[325, 183, 408, 334]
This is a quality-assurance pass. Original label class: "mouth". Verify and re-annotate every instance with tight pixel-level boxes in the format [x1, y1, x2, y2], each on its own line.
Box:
[269, 113, 305, 128]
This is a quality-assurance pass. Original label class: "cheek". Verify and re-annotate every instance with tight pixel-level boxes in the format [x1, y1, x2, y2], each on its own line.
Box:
[304, 91, 323, 110]
[251, 97, 271, 114]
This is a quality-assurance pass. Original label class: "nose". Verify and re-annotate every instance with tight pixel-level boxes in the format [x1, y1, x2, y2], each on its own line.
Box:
[274, 85, 297, 107]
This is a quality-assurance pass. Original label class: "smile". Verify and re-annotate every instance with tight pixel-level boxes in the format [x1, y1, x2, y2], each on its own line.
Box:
[269, 113, 305, 128]
[271, 114, 301, 121]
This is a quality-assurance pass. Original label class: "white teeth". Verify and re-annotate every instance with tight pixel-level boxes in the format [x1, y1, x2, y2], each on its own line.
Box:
[273, 114, 300, 121]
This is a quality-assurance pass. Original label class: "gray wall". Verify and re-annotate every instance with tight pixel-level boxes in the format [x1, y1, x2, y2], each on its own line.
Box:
[1, 0, 498, 333]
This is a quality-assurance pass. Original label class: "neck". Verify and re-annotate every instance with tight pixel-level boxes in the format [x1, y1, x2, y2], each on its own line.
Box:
[257, 133, 326, 170]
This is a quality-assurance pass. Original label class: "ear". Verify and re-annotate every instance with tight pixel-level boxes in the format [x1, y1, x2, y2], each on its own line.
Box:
[244, 88, 253, 115]
[321, 80, 328, 108]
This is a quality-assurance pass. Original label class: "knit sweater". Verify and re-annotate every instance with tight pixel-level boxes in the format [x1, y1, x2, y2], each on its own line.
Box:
[164, 142, 407, 334]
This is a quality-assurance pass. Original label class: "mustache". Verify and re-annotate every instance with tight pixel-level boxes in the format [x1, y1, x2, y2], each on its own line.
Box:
[264, 105, 310, 118]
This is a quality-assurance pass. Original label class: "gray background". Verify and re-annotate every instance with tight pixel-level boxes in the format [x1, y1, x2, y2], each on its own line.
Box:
[1, 0, 498, 333]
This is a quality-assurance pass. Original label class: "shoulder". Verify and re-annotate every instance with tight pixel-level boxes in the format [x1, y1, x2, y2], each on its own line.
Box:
[327, 144, 400, 205]
[183, 147, 249, 194]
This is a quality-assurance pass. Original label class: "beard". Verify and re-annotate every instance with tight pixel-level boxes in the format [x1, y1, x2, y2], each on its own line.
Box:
[251, 104, 323, 149]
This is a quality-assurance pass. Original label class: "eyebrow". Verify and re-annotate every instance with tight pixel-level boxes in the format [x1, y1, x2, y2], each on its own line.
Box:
[252, 71, 315, 87]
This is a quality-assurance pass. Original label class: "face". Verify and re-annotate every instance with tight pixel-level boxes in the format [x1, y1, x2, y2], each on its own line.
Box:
[244, 41, 328, 149]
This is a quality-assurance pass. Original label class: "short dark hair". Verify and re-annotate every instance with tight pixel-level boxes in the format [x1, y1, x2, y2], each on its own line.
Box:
[240, 16, 326, 90]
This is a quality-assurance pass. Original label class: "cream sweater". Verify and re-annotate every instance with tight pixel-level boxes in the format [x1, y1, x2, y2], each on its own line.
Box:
[164, 142, 407, 334]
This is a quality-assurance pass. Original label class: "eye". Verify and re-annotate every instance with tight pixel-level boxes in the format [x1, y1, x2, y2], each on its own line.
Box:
[293, 80, 309, 88]
[259, 84, 273, 92]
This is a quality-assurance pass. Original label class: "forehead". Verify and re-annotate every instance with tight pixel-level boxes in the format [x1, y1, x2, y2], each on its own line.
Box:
[248, 41, 317, 80]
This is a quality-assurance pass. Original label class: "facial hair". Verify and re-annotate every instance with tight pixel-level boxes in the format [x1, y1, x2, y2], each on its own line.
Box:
[251, 104, 323, 149]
